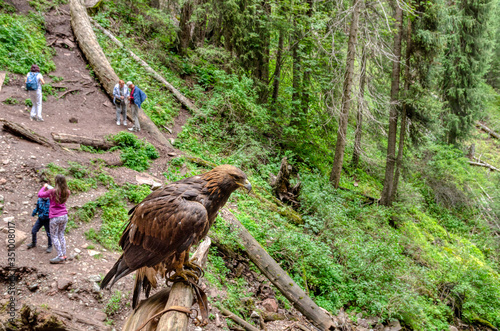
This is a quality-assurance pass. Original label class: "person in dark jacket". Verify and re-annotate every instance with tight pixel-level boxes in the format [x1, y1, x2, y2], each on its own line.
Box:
[27, 197, 52, 253]
[126, 81, 147, 132]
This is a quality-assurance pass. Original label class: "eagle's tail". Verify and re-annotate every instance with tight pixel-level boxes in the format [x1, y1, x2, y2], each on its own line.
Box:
[132, 267, 157, 309]
[100, 254, 133, 290]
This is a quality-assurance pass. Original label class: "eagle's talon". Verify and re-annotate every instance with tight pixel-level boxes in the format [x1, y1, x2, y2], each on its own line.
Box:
[185, 261, 204, 278]
[167, 269, 200, 283]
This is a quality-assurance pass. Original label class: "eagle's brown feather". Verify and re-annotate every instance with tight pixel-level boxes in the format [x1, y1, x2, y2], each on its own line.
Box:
[100, 165, 250, 308]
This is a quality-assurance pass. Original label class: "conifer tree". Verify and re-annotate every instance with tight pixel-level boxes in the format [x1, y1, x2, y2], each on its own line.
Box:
[442, 0, 494, 144]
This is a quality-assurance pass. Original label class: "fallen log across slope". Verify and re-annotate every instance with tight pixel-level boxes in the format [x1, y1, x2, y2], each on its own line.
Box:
[90, 19, 201, 117]
[69, 0, 172, 148]
[51, 132, 116, 149]
[218, 208, 336, 331]
[476, 122, 500, 140]
[1, 118, 54, 148]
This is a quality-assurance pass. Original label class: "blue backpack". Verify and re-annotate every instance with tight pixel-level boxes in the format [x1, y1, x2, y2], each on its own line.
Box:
[26, 72, 38, 91]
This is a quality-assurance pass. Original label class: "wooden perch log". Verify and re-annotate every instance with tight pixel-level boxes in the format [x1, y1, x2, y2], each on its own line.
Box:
[90, 19, 201, 116]
[217, 305, 260, 331]
[51, 132, 116, 149]
[219, 209, 335, 331]
[122, 238, 212, 331]
[476, 122, 500, 140]
[69, 0, 172, 148]
[0, 118, 53, 148]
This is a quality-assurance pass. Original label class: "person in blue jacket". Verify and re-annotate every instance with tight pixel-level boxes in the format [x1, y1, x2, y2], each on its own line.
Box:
[27, 197, 52, 253]
[126, 81, 147, 132]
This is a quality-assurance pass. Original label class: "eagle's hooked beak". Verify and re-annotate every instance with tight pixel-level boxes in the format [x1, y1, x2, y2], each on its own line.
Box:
[243, 179, 252, 193]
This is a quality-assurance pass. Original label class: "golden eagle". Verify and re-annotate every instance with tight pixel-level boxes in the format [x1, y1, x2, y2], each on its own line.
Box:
[100, 165, 251, 308]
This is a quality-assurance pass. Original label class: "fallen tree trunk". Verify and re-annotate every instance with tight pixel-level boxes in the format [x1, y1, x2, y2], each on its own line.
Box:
[90, 19, 201, 116]
[51, 132, 116, 149]
[122, 238, 212, 331]
[219, 209, 335, 331]
[469, 161, 500, 172]
[1, 118, 53, 148]
[476, 122, 500, 140]
[69, 0, 173, 148]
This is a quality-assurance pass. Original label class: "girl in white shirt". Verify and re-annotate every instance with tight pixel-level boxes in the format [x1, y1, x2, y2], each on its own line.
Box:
[25, 64, 45, 121]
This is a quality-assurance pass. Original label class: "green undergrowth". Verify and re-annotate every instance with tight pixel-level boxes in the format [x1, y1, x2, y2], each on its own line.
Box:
[0, 12, 55, 74]
[82, 183, 151, 250]
[41, 161, 113, 194]
[109, 131, 160, 172]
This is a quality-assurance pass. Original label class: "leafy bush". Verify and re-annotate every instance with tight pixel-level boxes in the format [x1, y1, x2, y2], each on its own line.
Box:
[110, 132, 159, 172]
[0, 13, 55, 73]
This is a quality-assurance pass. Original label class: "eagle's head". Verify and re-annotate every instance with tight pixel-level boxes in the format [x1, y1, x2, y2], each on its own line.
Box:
[206, 165, 252, 193]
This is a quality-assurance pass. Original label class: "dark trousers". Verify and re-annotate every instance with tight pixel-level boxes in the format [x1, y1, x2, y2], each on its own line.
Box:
[31, 217, 52, 247]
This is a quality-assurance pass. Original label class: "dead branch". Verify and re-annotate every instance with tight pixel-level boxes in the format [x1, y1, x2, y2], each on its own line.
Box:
[58, 89, 81, 99]
[217, 305, 260, 331]
[476, 122, 500, 140]
[218, 209, 335, 330]
[0, 118, 53, 148]
[468, 160, 500, 172]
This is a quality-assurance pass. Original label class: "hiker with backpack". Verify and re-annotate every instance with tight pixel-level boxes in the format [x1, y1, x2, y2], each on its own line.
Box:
[25, 64, 45, 121]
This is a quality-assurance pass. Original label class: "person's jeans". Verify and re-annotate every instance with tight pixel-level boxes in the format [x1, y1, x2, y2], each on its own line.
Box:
[115, 101, 127, 123]
[31, 217, 52, 247]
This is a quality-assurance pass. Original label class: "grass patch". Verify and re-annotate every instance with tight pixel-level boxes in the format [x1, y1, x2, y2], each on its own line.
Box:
[109, 132, 159, 172]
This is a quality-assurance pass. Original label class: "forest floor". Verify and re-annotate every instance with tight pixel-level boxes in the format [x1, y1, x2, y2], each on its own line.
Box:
[0, 3, 348, 331]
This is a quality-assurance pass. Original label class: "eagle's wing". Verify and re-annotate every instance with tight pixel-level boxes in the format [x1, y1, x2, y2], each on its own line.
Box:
[120, 195, 208, 271]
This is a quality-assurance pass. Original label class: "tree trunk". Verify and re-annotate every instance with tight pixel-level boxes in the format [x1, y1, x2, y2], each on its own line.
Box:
[219, 209, 335, 330]
[70, 0, 173, 149]
[300, 0, 314, 116]
[271, 29, 284, 106]
[329, 0, 361, 187]
[390, 18, 412, 203]
[351, 44, 367, 169]
[178, 0, 194, 55]
[51, 132, 116, 149]
[379, 4, 403, 206]
[256, 0, 271, 104]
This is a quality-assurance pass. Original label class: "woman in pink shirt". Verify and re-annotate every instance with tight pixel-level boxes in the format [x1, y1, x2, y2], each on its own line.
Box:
[39, 175, 71, 264]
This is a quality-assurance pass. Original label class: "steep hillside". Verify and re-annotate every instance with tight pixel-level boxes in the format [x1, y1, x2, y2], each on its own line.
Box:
[1, 0, 500, 331]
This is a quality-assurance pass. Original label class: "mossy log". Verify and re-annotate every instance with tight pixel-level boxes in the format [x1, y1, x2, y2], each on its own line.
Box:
[122, 238, 211, 331]
[69, 0, 172, 148]
[219, 209, 335, 330]
[51, 132, 116, 149]
[216, 304, 260, 331]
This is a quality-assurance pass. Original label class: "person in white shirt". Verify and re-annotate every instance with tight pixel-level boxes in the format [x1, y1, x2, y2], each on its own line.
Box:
[25, 64, 45, 121]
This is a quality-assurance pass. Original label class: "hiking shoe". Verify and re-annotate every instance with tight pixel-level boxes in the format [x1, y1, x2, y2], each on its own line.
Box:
[116, 120, 120, 125]
[27, 242, 36, 249]
[37, 117, 44, 122]
[50, 256, 66, 264]
[123, 121, 127, 126]
[46, 246, 53, 253]
[128, 127, 136, 132]
[30, 116, 36, 121]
